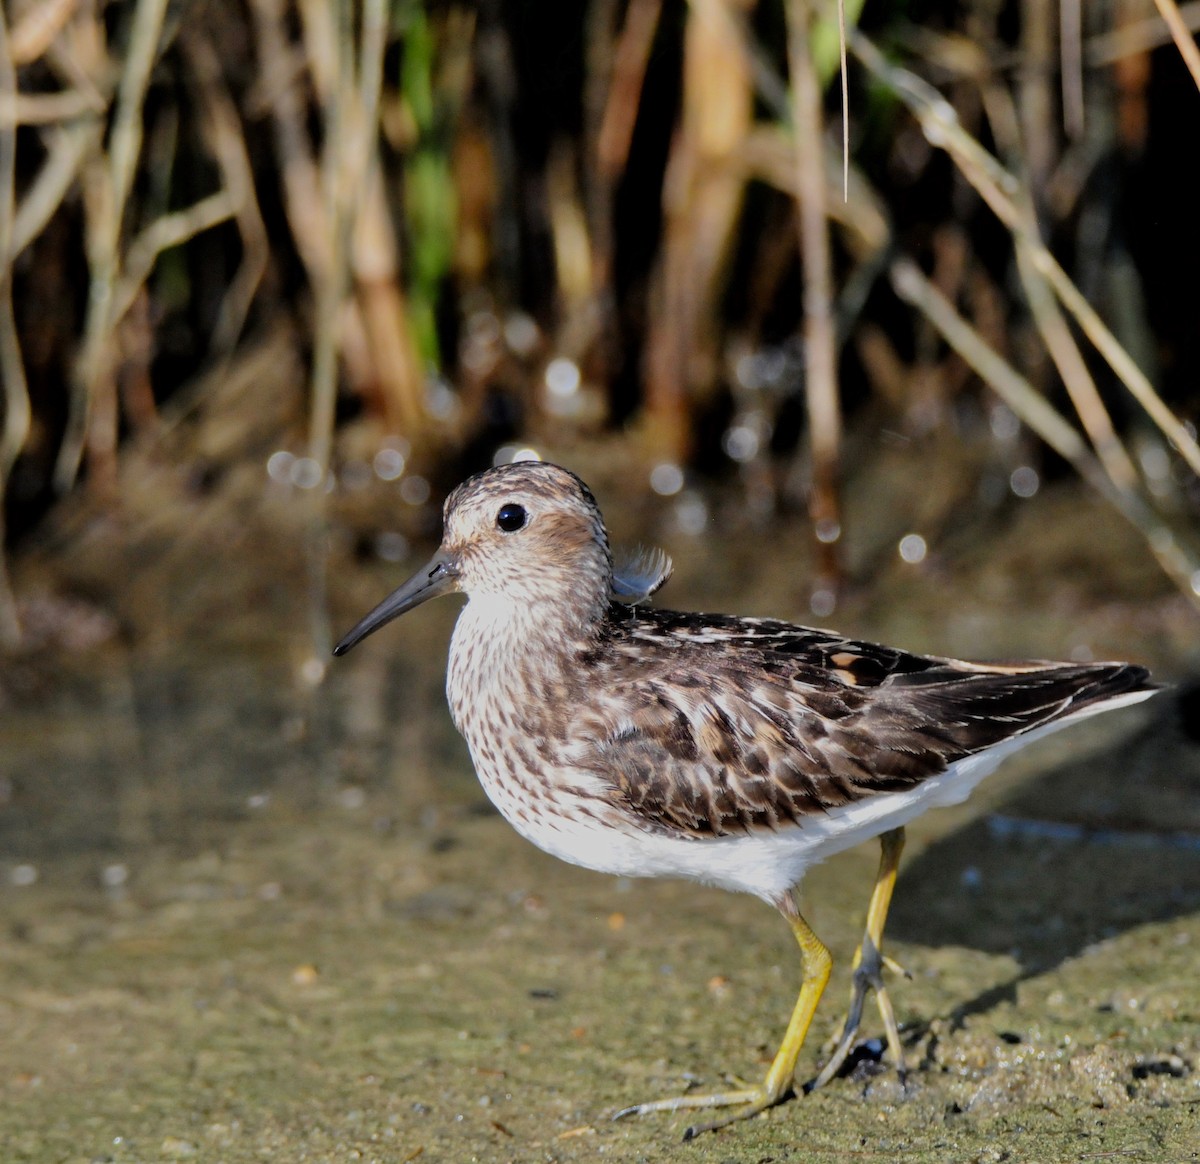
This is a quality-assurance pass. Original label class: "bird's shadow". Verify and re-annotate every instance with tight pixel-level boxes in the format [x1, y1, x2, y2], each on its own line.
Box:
[886, 678, 1200, 1017]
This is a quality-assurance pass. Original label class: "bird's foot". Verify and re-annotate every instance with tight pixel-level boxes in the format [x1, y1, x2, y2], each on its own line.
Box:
[613, 1079, 793, 1140]
[807, 938, 909, 1092]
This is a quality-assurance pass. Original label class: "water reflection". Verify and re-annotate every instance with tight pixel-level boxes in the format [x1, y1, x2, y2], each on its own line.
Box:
[0, 637, 471, 882]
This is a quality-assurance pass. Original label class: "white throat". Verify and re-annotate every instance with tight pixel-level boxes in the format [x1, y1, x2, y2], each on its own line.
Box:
[446, 591, 564, 727]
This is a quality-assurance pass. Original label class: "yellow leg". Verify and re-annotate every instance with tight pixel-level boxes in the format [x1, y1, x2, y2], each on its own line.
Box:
[808, 826, 908, 1092]
[614, 892, 832, 1139]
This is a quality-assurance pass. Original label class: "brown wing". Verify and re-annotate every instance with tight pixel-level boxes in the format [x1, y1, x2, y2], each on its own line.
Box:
[575, 607, 1154, 839]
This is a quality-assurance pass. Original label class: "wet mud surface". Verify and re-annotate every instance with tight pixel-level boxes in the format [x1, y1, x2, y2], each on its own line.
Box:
[3, 470, 1200, 1162]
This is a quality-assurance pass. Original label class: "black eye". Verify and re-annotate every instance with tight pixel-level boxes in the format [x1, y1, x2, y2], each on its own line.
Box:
[496, 503, 527, 532]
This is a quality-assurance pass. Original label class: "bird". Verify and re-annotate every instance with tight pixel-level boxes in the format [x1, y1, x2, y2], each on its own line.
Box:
[332, 461, 1157, 1138]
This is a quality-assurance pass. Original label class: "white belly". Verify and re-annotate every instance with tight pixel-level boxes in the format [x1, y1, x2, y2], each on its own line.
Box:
[462, 687, 1155, 905]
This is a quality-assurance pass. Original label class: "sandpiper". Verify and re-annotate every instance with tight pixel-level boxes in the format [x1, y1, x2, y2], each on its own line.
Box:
[333, 461, 1156, 1138]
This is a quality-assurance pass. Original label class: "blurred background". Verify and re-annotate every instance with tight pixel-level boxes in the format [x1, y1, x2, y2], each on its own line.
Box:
[2, 2, 1200, 1158]
[1, 0, 1199, 656]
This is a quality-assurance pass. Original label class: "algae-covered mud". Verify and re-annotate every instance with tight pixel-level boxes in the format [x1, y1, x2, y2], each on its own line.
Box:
[3, 482, 1200, 1163]
[2, 694, 1198, 1164]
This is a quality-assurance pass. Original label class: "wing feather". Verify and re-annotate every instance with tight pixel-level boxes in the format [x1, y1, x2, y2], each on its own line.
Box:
[573, 606, 1154, 839]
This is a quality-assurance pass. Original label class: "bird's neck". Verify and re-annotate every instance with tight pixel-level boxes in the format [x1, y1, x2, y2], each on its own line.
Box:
[446, 587, 604, 724]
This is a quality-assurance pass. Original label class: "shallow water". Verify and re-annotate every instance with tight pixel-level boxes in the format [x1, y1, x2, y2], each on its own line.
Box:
[2, 477, 1200, 1162]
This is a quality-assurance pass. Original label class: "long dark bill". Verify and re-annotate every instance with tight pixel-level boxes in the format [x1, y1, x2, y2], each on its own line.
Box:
[332, 550, 459, 657]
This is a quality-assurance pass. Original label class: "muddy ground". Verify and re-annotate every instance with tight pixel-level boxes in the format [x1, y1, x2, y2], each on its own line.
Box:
[2, 432, 1199, 1163]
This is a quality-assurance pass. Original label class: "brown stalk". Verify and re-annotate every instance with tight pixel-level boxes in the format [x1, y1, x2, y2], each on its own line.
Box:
[249, 0, 425, 442]
[7, 0, 80, 66]
[48, 2, 248, 494]
[248, 0, 331, 285]
[291, 0, 411, 666]
[303, 0, 424, 447]
[41, 2, 109, 115]
[643, 0, 754, 462]
[1018, 0, 1056, 191]
[297, 0, 339, 101]
[55, 0, 170, 494]
[0, 4, 29, 644]
[181, 28, 269, 354]
[588, 0, 661, 376]
[349, 0, 425, 440]
[294, 0, 352, 673]
[547, 140, 595, 341]
[837, 0, 848, 199]
[304, 0, 351, 480]
[1060, 0, 1085, 137]
[788, 0, 842, 593]
[595, 0, 662, 182]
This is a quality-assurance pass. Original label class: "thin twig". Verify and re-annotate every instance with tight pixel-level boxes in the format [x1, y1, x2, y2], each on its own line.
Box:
[357, 0, 387, 164]
[1151, 0, 1200, 93]
[105, 0, 170, 269]
[1015, 243, 1139, 491]
[0, 88, 106, 125]
[891, 260, 1090, 465]
[113, 190, 237, 325]
[890, 257, 1200, 608]
[1088, 0, 1200, 65]
[41, 7, 108, 115]
[10, 121, 102, 257]
[851, 29, 1200, 481]
[972, 72, 1140, 492]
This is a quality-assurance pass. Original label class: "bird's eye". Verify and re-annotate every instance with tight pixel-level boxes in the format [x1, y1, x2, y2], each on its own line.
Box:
[496, 503, 527, 532]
